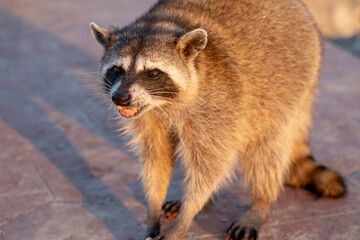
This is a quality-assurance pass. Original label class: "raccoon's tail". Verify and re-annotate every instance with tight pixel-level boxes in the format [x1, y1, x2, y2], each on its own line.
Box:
[286, 154, 346, 198]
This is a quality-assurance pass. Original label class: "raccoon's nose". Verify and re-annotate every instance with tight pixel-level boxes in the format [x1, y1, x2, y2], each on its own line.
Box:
[112, 91, 132, 106]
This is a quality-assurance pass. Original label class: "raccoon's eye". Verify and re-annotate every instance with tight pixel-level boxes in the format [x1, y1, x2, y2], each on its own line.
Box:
[148, 69, 162, 79]
[112, 66, 124, 75]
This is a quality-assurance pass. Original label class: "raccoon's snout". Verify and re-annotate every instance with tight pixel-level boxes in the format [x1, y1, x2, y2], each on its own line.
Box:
[112, 91, 131, 107]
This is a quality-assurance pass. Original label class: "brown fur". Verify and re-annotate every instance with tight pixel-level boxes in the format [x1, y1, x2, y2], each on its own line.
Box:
[90, 0, 346, 239]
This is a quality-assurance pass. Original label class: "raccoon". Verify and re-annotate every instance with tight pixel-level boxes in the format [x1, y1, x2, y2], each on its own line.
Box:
[90, 0, 346, 239]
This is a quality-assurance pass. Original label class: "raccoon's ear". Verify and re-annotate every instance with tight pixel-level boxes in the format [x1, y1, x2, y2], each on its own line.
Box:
[177, 29, 208, 60]
[90, 22, 109, 47]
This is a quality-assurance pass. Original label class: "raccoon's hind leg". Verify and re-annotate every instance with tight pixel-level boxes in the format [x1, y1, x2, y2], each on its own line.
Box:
[286, 142, 346, 197]
[162, 200, 181, 221]
[227, 135, 293, 240]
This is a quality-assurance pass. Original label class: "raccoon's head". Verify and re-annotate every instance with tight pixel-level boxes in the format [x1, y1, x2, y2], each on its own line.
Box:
[90, 22, 207, 118]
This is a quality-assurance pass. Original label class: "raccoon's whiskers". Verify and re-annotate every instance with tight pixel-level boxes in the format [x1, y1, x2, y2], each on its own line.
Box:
[103, 76, 114, 89]
[68, 70, 99, 78]
[151, 95, 176, 102]
[71, 81, 110, 98]
[109, 104, 122, 120]
[75, 69, 113, 90]
[148, 89, 178, 98]
[68, 70, 102, 83]
[146, 87, 165, 91]
[150, 94, 177, 97]
[147, 88, 176, 92]
[148, 91, 177, 95]
[70, 70, 114, 90]
[85, 97, 110, 111]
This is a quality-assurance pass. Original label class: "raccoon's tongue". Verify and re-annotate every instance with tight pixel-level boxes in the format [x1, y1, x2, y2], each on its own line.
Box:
[117, 106, 139, 118]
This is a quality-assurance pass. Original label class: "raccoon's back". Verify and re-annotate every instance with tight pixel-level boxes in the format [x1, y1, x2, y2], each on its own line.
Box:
[146, 0, 322, 128]
[149, 0, 321, 91]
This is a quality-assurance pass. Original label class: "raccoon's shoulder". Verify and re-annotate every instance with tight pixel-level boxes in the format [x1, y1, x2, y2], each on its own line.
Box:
[136, 0, 227, 30]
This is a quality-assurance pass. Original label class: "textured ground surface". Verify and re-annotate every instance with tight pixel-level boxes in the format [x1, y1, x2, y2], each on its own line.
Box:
[0, 1, 359, 239]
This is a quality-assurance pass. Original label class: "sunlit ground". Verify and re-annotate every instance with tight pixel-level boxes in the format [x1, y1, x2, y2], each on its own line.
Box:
[0, 1, 359, 239]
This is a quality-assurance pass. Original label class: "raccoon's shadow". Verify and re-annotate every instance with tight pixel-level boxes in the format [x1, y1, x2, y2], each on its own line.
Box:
[0, 9, 144, 239]
[129, 165, 251, 239]
[192, 189, 251, 239]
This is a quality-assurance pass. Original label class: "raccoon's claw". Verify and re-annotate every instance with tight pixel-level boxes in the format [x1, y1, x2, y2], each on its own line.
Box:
[161, 200, 181, 221]
[152, 233, 165, 240]
[144, 223, 160, 240]
[226, 222, 259, 240]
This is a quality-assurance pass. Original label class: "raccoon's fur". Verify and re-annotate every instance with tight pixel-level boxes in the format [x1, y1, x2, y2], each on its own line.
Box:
[90, 0, 346, 239]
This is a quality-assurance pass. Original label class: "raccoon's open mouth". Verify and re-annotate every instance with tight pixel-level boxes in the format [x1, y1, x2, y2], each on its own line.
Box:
[117, 106, 143, 118]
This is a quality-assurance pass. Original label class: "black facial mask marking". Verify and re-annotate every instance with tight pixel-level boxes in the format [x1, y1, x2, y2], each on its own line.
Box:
[102, 66, 125, 92]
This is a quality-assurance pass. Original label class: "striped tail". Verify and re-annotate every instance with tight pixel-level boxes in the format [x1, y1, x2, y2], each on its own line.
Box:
[286, 155, 346, 198]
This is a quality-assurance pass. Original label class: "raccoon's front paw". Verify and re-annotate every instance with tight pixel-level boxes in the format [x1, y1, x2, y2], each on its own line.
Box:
[149, 233, 164, 240]
[225, 222, 259, 240]
[162, 200, 181, 221]
[144, 223, 160, 240]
